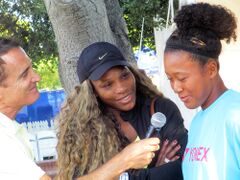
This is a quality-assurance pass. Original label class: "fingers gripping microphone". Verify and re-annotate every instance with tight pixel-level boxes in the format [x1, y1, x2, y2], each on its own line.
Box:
[145, 112, 166, 138]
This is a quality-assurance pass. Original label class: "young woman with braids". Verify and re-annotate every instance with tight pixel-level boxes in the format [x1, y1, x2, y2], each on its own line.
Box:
[56, 42, 187, 180]
[164, 3, 240, 180]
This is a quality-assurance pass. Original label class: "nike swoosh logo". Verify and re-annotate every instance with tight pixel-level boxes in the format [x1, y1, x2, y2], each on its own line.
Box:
[98, 52, 108, 60]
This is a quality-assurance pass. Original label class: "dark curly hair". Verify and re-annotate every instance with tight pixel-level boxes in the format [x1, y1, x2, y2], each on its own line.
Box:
[165, 3, 237, 66]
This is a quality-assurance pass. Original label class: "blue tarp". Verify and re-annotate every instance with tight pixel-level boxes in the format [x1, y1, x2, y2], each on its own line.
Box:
[16, 89, 66, 126]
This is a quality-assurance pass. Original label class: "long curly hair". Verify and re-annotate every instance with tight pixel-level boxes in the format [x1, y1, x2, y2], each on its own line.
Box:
[56, 63, 162, 179]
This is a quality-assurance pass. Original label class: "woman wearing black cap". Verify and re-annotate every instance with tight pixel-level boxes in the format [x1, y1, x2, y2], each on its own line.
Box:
[164, 3, 240, 180]
[56, 42, 187, 180]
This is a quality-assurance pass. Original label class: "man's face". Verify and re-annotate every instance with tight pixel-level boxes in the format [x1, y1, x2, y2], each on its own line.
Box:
[0, 47, 41, 110]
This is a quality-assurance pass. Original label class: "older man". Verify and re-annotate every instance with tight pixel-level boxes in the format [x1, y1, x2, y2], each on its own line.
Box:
[0, 38, 51, 180]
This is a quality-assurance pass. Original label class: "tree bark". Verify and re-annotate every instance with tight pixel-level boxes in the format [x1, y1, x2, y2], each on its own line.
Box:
[43, 0, 134, 94]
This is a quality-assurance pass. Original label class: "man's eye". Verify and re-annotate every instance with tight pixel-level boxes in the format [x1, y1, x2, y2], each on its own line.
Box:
[22, 72, 28, 78]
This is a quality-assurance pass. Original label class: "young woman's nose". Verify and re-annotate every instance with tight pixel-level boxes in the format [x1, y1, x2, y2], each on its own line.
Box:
[171, 80, 183, 94]
[115, 81, 127, 94]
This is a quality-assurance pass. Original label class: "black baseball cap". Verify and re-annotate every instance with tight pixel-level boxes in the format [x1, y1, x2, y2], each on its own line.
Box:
[77, 42, 130, 83]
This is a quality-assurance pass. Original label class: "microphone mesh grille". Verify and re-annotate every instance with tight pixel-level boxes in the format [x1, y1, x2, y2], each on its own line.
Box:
[151, 112, 166, 128]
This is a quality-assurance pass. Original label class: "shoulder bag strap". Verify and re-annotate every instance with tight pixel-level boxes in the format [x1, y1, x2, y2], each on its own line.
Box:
[150, 97, 158, 115]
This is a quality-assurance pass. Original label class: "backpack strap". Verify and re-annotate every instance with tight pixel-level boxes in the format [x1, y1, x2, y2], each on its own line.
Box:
[150, 97, 158, 116]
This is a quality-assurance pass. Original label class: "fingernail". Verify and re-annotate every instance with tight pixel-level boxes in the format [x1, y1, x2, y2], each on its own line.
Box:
[165, 139, 169, 144]
[173, 140, 177, 144]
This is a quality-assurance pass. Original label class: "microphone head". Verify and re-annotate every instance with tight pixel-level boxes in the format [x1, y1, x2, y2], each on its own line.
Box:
[151, 112, 166, 128]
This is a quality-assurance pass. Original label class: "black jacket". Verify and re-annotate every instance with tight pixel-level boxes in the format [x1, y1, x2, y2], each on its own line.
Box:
[120, 95, 188, 180]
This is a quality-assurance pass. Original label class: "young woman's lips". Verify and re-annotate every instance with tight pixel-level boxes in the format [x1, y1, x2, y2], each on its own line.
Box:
[117, 94, 133, 104]
[180, 95, 189, 102]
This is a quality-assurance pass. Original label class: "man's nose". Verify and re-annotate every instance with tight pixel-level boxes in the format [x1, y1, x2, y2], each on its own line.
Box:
[32, 70, 41, 82]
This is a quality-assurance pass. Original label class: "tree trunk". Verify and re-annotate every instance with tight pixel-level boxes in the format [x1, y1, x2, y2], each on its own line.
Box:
[43, 0, 134, 94]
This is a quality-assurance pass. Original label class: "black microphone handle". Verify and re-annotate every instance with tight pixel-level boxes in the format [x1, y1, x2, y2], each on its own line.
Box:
[145, 125, 155, 138]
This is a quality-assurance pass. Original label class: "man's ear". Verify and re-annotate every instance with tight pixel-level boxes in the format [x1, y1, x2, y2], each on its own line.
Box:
[0, 87, 3, 101]
[206, 60, 218, 78]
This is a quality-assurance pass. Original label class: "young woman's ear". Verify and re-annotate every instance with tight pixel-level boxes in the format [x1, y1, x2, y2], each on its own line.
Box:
[92, 85, 99, 97]
[94, 90, 99, 97]
[89, 80, 99, 97]
[206, 60, 218, 78]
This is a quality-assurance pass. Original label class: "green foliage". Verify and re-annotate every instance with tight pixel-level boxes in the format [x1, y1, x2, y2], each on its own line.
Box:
[33, 56, 62, 90]
[0, 0, 60, 90]
[0, 0, 57, 61]
[119, 0, 179, 50]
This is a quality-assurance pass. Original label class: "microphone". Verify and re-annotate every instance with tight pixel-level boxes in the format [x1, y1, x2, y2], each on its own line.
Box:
[145, 112, 166, 138]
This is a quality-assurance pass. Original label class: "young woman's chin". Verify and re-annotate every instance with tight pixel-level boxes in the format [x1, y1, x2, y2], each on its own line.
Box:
[183, 100, 199, 109]
[116, 100, 136, 111]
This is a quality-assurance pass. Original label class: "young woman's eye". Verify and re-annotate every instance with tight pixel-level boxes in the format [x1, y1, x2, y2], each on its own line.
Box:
[102, 82, 112, 89]
[178, 77, 187, 82]
[121, 71, 130, 79]
[167, 76, 172, 82]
